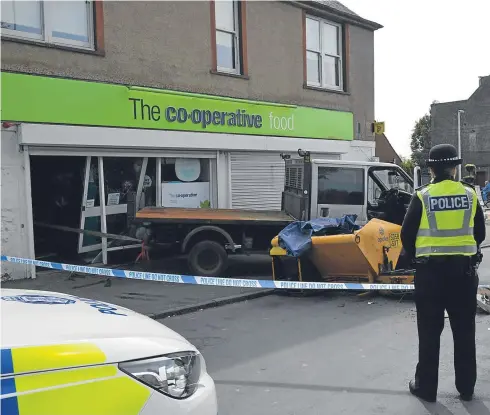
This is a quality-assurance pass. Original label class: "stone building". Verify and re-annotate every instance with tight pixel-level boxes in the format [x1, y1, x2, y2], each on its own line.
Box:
[1, 0, 382, 278]
[431, 76, 490, 186]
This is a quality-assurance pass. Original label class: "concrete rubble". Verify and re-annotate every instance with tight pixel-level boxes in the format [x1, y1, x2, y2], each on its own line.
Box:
[477, 287, 490, 314]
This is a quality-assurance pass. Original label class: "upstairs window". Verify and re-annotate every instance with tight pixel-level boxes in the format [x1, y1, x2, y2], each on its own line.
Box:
[1, 0, 95, 50]
[305, 16, 343, 90]
[214, 0, 243, 74]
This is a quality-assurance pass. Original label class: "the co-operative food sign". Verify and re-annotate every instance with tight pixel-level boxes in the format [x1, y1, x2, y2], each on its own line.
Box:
[1, 72, 353, 141]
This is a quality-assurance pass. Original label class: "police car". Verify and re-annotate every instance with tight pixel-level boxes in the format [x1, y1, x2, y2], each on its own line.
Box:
[0, 289, 217, 415]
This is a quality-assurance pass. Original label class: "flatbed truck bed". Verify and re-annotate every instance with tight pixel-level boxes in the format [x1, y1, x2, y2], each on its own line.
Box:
[135, 207, 293, 226]
[134, 207, 294, 276]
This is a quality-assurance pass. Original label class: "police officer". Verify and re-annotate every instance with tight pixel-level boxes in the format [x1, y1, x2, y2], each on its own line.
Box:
[401, 144, 486, 402]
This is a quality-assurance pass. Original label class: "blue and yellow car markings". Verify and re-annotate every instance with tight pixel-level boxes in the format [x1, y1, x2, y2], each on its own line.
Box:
[1, 348, 14, 376]
[1, 395, 19, 415]
[1, 343, 106, 375]
[1, 350, 151, 415]
[1, 348, 18, 415]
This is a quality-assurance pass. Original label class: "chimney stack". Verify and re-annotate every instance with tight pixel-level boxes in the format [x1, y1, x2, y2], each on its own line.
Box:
[479, 75, 490, 86]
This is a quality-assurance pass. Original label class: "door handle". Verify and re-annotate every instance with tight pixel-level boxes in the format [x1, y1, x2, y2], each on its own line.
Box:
[320, 207, 329, 217]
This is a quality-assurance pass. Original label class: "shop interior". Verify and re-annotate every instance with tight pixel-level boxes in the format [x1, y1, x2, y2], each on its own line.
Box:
[29, 154, 215, 264]
[31, 156, 86, 261]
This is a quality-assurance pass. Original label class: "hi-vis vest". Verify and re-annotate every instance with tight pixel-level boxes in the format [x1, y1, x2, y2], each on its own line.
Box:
[415, 180, 478, 257]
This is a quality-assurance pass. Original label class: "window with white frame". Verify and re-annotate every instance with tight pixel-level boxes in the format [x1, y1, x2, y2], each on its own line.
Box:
[306, 16, 343, 90]
[215, 0, 241, 74]
[1, 0, 94, 50]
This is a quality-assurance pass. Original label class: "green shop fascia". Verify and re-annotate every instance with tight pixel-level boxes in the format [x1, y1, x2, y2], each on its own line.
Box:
[1, 71, 357, 248]
[1, 72, 354, 142]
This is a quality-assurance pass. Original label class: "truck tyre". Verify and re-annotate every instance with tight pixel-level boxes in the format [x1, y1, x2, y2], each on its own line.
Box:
[187, 240, 228, 277]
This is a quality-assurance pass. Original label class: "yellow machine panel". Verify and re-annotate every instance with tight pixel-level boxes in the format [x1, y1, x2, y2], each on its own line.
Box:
[310, 219, 403, 282]
[271, 219, 414, 285]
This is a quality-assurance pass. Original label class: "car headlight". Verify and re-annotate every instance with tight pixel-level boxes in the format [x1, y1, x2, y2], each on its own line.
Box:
[119, 352, 202, 399]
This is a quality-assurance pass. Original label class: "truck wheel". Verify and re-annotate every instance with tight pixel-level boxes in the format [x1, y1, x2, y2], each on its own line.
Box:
[188, 241, 228, 277]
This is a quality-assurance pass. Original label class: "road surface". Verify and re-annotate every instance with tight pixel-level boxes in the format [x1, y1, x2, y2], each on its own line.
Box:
[163, 251, 490, 415]
[480, 244, 490, 285]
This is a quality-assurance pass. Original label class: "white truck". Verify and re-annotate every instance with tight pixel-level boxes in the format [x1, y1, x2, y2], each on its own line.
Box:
[134, 150, 414, 276]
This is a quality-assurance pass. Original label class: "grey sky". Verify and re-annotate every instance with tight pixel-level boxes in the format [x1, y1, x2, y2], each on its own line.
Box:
[341, 0, 490, 157]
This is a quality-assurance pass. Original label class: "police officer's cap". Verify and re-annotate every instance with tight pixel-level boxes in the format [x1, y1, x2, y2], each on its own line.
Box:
[426, 144, 462, 167]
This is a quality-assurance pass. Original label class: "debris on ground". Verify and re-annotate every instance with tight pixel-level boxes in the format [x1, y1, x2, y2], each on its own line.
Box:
[477, 288, 490, 314]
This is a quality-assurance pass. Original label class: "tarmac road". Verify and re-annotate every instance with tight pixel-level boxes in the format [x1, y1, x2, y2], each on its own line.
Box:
[481, 249, 490, 285]
[164, 293, 490, 415]
[163, 246, 490, 415]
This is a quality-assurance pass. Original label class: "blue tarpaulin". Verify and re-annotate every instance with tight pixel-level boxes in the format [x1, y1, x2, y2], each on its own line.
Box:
[278, 215, 360, 257]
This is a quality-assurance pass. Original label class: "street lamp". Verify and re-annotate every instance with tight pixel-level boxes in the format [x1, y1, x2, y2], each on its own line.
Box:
[457, 109, 465, 180]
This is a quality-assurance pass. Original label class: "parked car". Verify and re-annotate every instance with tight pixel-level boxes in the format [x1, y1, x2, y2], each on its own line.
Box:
[0, 289, 217, 415]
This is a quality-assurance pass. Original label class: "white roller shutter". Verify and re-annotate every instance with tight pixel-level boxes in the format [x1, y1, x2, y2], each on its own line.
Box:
[230, 153, 285, 211]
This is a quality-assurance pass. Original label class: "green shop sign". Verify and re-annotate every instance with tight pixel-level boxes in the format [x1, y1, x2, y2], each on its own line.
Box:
[1, 72, 353, 140]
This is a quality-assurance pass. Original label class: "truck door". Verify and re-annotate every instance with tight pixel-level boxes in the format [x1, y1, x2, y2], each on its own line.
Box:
[310, 164, 367, 224]
[367, 166, 414, 225]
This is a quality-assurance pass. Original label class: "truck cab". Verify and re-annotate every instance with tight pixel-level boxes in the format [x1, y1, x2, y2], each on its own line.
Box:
[272, 152, 416, 287]
[283, 153, 414, 226]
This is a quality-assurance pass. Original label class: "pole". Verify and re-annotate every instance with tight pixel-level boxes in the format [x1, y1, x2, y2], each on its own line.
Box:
[98, 157, 108, 265]
[457, 110, 464, 180]
[23, 145, 36, 279]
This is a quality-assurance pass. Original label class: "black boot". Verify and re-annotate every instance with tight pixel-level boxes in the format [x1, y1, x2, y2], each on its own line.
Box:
[459, 392, 473, 402]
[409, 380, 436, 403]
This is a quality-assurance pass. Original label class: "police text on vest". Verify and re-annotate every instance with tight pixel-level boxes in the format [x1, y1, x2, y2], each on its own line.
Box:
[428, 195, 470, 212]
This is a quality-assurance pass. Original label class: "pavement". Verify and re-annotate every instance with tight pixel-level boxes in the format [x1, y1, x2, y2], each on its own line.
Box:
[1, 255, 274, 319]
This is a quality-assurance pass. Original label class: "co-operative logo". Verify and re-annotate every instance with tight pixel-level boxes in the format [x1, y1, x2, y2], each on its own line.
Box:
[169, 192, 198, 199]
[1, 295, 76, 305]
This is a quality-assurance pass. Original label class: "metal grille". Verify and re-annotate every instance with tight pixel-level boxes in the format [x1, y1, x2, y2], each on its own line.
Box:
[285, 165, 304, 190]
[285, 159, 305, 191]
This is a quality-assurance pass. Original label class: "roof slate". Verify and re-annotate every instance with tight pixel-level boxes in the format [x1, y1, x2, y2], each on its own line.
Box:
[313, 0, 360, 17]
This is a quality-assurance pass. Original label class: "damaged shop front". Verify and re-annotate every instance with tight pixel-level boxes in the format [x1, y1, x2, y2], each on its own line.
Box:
[1, 71, 370, 279]
[6, 126, 219, 274]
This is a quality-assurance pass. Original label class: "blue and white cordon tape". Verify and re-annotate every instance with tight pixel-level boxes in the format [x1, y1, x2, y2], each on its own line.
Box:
[1, 256, 489, 291]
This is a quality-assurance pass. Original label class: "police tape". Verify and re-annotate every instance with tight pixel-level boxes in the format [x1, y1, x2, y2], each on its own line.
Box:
[1, 255, 490, 291]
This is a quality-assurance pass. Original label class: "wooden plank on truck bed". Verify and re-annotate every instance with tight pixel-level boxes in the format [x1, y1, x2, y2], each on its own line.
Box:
[135, 207, 294, 226]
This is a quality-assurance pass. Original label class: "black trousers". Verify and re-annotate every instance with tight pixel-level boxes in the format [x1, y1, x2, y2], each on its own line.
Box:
[414, 256, 478, 398]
